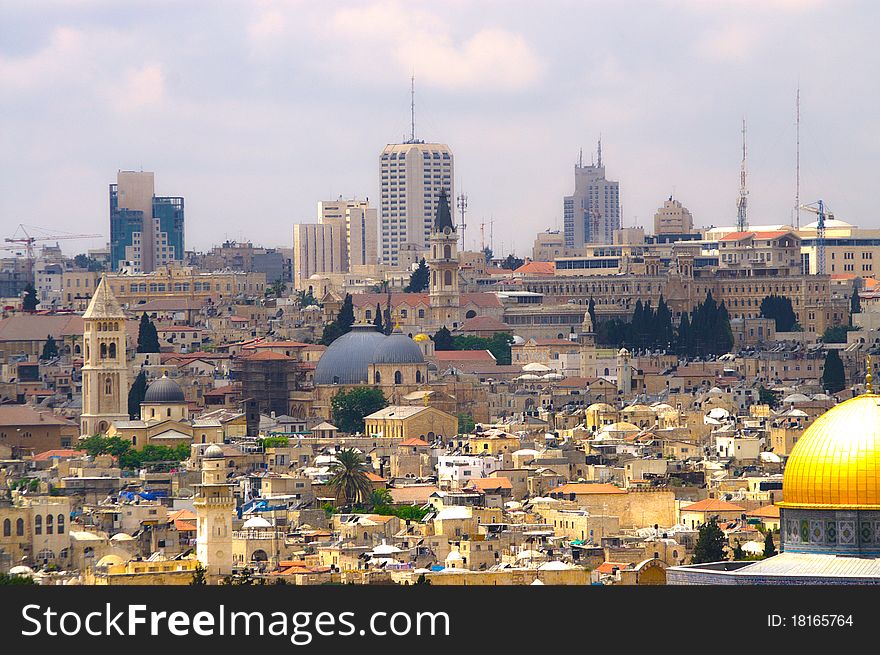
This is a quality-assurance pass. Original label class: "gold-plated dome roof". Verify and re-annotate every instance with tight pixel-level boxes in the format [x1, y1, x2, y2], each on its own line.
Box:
[780, 393, 880, 510]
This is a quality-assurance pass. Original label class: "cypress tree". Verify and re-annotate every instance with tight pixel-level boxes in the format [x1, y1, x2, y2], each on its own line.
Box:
[40, 334, 58, 360]
[404, 259, 429, 293]
[338, 294, 355, 334]
[137, 313, 160, 353]
[433, 326, 454, 351]
[821, 349, 846, 393]
[373, 303, 384, 332]
[128, 370, 148, 419]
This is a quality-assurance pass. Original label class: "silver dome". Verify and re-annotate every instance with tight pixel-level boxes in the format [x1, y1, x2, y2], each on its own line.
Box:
[314, 324, 387, 385]
[143, 375, 185, 403]
[372, 329, 424, 364]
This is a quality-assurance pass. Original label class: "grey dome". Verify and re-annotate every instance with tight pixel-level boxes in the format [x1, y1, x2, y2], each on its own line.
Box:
[372, 329, 424, 365]
[144, 375, 185, 403]
[203, 444, 224, 459]
[314, 324, 387, 385]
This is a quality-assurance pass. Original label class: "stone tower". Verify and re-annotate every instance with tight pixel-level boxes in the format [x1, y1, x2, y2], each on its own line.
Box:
[579, 310, 597, 378]
[80, 276, 129, 435]
[616, 347, 632, 396]
[428, 188, 461, 327]
[194, 444, 235, 579]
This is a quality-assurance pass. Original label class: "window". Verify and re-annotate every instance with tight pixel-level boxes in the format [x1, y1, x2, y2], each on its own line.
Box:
[2, 519, 9, 537]
[35, 515, 42, 535]
[16, 518, 24, 536]
[394, 370, 402, 384]
[46, 514, 53, 535]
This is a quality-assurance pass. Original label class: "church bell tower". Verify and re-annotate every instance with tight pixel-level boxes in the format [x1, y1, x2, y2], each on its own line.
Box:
[428, 188, 461, 327]
[80, 276, 129, 435]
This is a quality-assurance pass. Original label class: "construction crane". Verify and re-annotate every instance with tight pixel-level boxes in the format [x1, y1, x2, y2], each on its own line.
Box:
[798, 200, 832, 275]
[5, 223, 103, 281]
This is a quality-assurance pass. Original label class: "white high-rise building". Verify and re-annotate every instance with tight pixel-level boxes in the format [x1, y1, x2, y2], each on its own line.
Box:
[317, 198, 378, 271]
[379, 142, 454, 266]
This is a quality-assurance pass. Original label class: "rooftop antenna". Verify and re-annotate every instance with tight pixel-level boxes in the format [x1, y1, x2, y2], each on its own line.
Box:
[409, 75, 416, 143]
[737, 118, 749, 233]
[795, 84, 801, 229]
[597, 135, 602, 168]
[578, 147, 583, 168]
[457, 191, 468, 251]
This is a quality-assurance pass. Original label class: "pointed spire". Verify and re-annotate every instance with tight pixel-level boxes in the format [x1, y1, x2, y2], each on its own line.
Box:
[83, 275, 125, 319]
[433, 188, 455, 232]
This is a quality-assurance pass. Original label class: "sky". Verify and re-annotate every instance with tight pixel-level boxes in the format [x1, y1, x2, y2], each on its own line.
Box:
[1, 0, 878, 256]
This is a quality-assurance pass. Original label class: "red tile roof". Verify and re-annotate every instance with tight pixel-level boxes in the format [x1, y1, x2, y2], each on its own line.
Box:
[455, 316, 511, 333]
[399, 437, 430, 447]
[718, 230, 791, 241]
[513, 261, 556, 275]
[32, 449, 85, 461]
[681, 499, 746, 513]
[434, 350, 496, 362]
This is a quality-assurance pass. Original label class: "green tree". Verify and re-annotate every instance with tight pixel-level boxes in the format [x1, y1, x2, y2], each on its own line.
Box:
[137, 313, 160, 353]
[763, 530, 777, 558]
[190, 562, 207, 585]
[432, 326, 454, 351]
[331, 386, 387, 433]
[0, 572, 36, 585]
[732, 539, 745, 561]
[295, 289, 318, 307]
[482, 246, 493, 265]
[74, 253, 105, 271]
[404, 258, 430, 293]
[501, 254, 525, 271]
[414, 573, 431, 585]
[758, 385, 781, 409]
[22, 284, 38, 312]
[851, 286, 862, 317]
[457, 413, 476, 434]
[820, 325, 856, 344]
[369, 488, 393, 508]
[373, 303, 384, 333]
[328, 448, 373, 508]
[127, 370, 148, 419]
[320, 294, 355, 345]
[267, 278, 288, 297]
[821, 349, 846, 394]
[760, 294, 798, 332]
[588, 297, 597, 328]
[40, 334, 58, 360]
[692, 516, 726, 564]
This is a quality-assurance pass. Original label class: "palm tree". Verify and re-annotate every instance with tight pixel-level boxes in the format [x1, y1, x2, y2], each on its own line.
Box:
[328, 448, 373, 508]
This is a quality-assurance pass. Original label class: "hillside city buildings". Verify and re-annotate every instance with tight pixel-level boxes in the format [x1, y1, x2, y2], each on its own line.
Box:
[3, 137, 880, 587]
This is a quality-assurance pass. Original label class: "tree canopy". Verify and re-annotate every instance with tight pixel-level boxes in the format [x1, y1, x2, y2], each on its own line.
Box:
[693, 516, 727, 564]
[22, 284, 38, 312]
[760, 294, 798, 332]
[404, 258, 429, 293]
[431, 329, 514, 365]
[137, 313, 160, 353]
[320, 293, 355, 345]
[821, 349, 846, 394]
[331, 386, 387, 434]
[328, 448, 373, 507]
[40, 334, 58, 360]
[128, 370, 148, 419]
[500, 254, 525, 271]
[373, 303, 384, 333]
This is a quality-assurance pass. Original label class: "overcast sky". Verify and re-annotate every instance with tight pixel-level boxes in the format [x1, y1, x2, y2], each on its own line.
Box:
[1, 0, 877, 256]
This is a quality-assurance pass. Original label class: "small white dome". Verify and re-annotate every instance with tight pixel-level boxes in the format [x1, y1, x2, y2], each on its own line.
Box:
[110, 532, 134, 541]
[9, 565, 33, 576]
[372, 540, 401, 555]
[242, 516, 272, 529]
[538, 560, 574, 571]
[445, 550, 463, 562]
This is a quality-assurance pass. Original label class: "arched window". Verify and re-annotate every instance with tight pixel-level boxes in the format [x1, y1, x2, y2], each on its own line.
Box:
[415, 370, 422, 383]
[394, 370, 402, 384]
[16, 518, 24, 536]
[2, 519, 9, 537]
[100, 343, 107, 358]
[444, 270, 452, 285]
[109, 342, 116, 359]
[57, 514, 65, 534]
[46, 514, 53, 534]
[35, 515, 42, 535]
[444, 245, 451, 259]
[104, 376, 113, 395]
[465, 310, 477, 319]
[374, 371, 381, 384]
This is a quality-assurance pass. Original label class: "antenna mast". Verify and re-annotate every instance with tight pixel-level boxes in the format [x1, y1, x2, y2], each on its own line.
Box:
[410, 75, 415, 143]
[597, 135, 602, 167]
[795, 85, 801, 229]
[737, 118, 749, 232]
[457, 192, 468, 251]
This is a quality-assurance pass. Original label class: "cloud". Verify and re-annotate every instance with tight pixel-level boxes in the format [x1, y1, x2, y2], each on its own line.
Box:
[112, 63, 166, 112]
[0, 26, 85, 90]
[328, 2, 542, 91]
[695, 23, 764, 62]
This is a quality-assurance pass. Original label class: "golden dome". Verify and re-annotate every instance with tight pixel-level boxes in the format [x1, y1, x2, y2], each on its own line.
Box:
[413, 333, 430, 342]
[780, 393, 880, 510]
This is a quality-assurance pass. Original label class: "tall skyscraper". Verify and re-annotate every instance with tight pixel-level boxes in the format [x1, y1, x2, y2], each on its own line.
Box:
[563, 142, 620, 247]
[292, 222, 342, 291]
[317, 198, 378, 271]
[379, 142, 453, 266]
[110, 171, 184, 273]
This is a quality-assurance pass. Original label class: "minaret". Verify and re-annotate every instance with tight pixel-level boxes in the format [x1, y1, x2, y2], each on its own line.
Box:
[428, 188, 461, 327]
[616, 347, 632, 396]
[579, 311, 597, 378]
[194, 444, 235, 580]
[80, 276, 129, 435]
